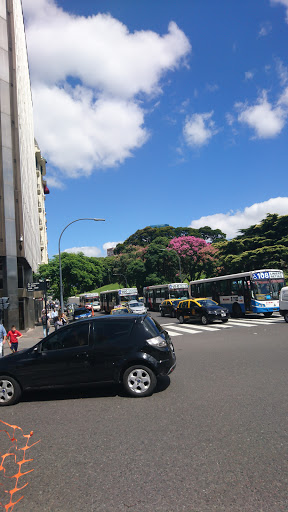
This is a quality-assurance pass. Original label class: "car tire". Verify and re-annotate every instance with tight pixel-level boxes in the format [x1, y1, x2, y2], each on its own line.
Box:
[201, 315, 209, 325]
[0, 376, 22, 406]
[232, 303, 243, 318]
[160, 309, 164, 317]
[222, 319, 229, 323]
[284, 312, 288, 323]
[264, 312, 273, 317]
[123, 365, 157, 397]
[171, 310, 176, 318]
[178, 315, 184, 324]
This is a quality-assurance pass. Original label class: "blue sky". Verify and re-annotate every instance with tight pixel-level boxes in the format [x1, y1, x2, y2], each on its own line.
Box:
[22, 0, 288, 258]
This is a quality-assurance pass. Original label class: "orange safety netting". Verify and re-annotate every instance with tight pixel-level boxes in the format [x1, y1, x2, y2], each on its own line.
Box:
[0, 420, 40, 511]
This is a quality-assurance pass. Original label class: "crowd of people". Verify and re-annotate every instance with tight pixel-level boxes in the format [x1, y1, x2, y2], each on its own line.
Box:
[41, 307, 68, 337]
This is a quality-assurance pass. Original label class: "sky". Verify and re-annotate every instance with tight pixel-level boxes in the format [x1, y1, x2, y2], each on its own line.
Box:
[21, 0, 288, 258]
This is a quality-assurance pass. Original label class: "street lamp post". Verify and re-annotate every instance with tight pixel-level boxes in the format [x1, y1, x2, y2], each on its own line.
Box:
[113, 273, 128, 288]
[58, 218, 105, 312]
[160, 248, 183, 282]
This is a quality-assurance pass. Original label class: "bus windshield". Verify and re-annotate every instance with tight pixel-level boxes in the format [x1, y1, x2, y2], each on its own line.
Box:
[252, 279, 284, 300]
[170, 289, 189, 299]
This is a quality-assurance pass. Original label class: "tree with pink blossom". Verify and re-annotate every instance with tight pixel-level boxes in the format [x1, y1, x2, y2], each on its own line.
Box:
[167, 236, 218, 281]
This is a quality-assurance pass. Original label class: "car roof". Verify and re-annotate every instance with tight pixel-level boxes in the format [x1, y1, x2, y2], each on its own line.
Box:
[76, 314, 147, 323]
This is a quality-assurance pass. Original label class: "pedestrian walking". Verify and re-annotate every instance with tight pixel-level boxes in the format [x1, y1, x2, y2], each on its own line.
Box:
[41, 309, 50, 337]
[0, 323, 7, 357]
[7, 325, 22, 353]
[50, 308, 58, 329]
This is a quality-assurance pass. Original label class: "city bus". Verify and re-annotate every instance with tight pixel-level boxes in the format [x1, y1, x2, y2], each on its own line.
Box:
[189, 269, 285, 317]
[143, 283, 189, 311]
[79, 293, 100, 309]
[100, 288, 138, 313]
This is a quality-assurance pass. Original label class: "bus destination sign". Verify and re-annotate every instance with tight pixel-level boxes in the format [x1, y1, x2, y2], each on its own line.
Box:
[252, 271, 284, 280]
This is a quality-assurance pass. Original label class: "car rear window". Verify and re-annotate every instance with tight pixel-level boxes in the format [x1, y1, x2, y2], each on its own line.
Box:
[142, 316, 162, 339]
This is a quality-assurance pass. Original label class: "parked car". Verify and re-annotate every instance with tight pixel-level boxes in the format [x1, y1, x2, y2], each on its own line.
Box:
[176, 298, 229, 325]
[160, 299, 182, 318]
[279, 286, 288, 322]
[73, 307, 92, 321]
[127, 301, 147, 314]
[0, 315, 176, 405]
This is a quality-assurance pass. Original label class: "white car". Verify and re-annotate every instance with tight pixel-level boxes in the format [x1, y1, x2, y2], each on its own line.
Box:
[128, 301, 147, 314]
[92, 301, 101, 312]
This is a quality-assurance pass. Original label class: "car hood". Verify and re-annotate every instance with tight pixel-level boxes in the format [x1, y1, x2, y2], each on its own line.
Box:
[0, 347, 32, 365]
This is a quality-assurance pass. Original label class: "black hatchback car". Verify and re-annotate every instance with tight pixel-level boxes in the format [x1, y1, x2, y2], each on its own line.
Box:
[0, 315, 176, 406]
[176, 298, 229, 325]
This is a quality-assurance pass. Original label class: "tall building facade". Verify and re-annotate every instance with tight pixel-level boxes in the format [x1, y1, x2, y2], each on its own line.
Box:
[0, 0, 48, 329]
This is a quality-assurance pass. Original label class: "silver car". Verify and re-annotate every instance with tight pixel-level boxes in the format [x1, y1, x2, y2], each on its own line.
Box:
[128, 301, 147, 314]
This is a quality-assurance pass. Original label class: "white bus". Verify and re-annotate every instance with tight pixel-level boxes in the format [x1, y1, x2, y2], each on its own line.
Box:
[143, 283, 189, 311]
[100, 288, 138, 313]
[189, 269, 285, 317]
[79, 293, 100, 309]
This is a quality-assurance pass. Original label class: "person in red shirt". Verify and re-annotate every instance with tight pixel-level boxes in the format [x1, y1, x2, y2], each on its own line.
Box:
[7, 325, 23, 353]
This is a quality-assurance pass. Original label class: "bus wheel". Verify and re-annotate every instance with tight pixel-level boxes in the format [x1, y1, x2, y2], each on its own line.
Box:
[264, 312, 273, 317]
[178, 315, 184, 324]
[232, 303, 243, 318]
[284, 313, 288, 323]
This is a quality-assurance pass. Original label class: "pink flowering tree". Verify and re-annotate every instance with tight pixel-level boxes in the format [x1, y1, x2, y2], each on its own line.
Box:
[168, 236, 219, 281]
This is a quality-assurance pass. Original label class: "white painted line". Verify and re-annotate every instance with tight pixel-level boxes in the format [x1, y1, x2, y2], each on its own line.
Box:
[165, 330, 182, 337]
[165, 324, 216, 332]
[227, 320, 257, 327]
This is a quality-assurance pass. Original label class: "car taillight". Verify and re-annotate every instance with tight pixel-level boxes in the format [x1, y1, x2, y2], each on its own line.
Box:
[146, 336, 167, 348]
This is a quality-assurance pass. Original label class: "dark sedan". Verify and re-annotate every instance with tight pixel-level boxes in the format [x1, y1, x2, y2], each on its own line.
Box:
[176, 298, 229, 325]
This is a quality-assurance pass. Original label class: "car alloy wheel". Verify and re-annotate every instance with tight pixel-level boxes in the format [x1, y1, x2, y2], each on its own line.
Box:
[201, 315, 209, 325]
[0, 376, 21, 406]
[178, 315, 184, 324]
[123, 365, 157, 397]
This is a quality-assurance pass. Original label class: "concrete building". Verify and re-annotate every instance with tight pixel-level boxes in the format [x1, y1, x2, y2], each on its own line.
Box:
[0, 0, 48, 329]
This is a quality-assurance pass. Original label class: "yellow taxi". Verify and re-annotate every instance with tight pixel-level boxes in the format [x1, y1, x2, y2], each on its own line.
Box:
[159, 299, 182, 318]
[176, 298, 229, 325]
[110, 306, 131, 315]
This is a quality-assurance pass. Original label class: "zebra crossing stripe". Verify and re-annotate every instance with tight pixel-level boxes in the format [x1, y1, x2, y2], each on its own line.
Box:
[165, 330, 182, 336]
[165, 326, 203, 335]
[163, 323, 217, 332]
[226, 320, 257, 327]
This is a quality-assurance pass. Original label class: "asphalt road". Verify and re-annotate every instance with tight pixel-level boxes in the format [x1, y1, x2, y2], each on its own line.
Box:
[0, 313, 287, 512]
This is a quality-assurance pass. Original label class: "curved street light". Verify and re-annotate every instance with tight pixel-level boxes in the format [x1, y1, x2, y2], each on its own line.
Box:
[58, 218, 105, 312]
[160, 248, 183, 282]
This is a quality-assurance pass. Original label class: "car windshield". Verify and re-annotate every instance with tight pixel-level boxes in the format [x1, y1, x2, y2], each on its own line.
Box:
[171, 299, 181, 306]
[75, 308, 89, 315]
[129, 302, 140, 308]
[197, 300, 218, 307]
[112, 308, 129, 314]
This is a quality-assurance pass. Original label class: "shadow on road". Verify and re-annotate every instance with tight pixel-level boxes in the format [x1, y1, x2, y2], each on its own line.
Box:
[20, 376, 171, 404]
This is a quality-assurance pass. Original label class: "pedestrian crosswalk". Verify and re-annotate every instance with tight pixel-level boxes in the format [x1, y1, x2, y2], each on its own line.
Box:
[161, 315, 284, 337]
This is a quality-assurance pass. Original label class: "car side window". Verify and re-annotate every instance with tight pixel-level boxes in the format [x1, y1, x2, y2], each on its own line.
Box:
[94, 320, 133, 343]
[42, 323, 90, 351]
[181, 301, 188, 308]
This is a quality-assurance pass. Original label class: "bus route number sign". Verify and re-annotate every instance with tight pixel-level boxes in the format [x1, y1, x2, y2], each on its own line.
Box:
[252, 271, 283, 280]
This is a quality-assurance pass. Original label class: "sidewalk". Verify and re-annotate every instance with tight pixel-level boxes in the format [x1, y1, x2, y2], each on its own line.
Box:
[2, 324, 56, 355]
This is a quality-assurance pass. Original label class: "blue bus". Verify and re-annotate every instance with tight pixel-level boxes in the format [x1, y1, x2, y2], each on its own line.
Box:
[189, 269, 285, 317]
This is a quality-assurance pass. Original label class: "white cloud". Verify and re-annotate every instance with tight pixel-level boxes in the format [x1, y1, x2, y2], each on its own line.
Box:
[270, 0, 288, 22]
[46, 174, 65, 189]
[236, 91, 287, 138]
[103, 241, 123, 251]
[190, 197, 288, 239]
[278, 86, 288, 106]
[22, 0, 191, 180]
[64, 246, 102, 257]
[258, 22, 272, 37]
[206, 83, 219, 92]
[183, 111, 218, 148]
[244, 71, 254, 81]
[276, 59, 288, 86]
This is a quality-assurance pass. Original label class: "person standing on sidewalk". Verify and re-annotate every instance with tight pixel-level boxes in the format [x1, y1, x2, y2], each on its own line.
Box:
[0, 324, 7, 357]
[41, 309, 50, 337]
[7, 326, 23, 353]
